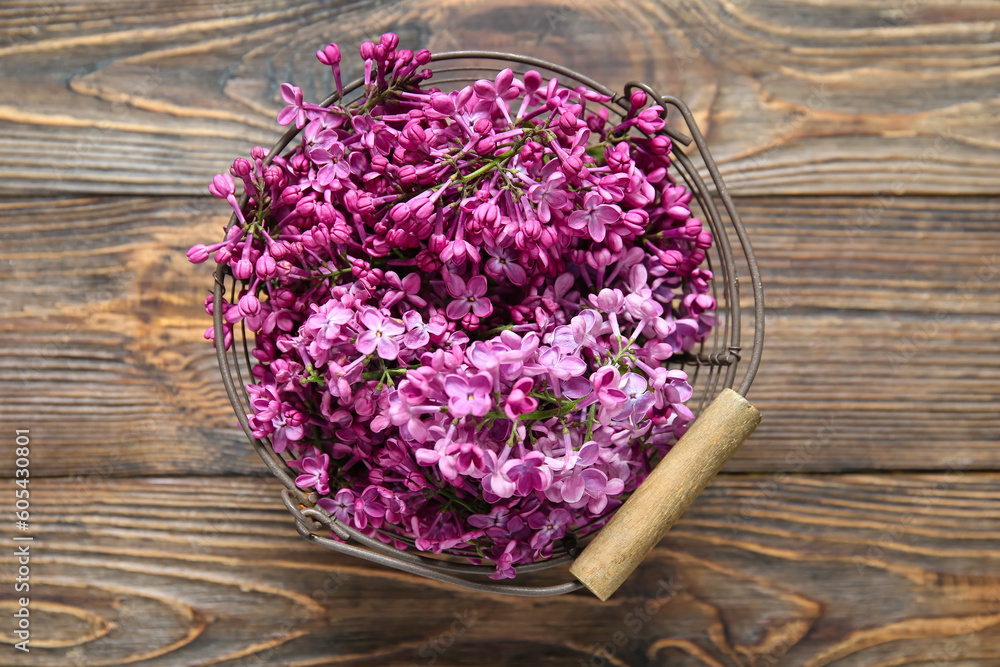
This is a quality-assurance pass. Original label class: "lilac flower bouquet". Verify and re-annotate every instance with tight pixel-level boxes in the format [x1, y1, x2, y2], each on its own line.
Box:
[188, 34, 718, 579]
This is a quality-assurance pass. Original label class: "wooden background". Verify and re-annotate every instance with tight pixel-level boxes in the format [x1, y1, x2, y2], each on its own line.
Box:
[1, 0, 999, 665]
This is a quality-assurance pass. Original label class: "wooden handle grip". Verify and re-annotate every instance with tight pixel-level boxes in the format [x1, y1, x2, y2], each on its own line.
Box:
[569, 388, 761, 601]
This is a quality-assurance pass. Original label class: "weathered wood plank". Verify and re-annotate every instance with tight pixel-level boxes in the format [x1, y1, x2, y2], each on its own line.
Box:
[2, 474, 999, 666]
[1, 2, 996, 666]
[1, 195, 997, 476]
[0, 0, 998, 195]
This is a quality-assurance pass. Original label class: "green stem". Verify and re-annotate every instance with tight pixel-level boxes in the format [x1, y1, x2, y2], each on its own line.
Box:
[585, 403, 596, 443]
[361, 367, 413, 380]
[461, 146, 520, 183]
[517, 397, 584, 422]
[480, 324, 515, 337]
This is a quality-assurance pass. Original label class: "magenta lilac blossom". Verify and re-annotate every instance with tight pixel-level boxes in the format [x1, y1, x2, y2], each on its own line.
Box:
[189, 34, 716, 579]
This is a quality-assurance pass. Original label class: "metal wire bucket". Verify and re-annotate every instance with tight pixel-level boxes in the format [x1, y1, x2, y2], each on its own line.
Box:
[212, 51, 764, 599]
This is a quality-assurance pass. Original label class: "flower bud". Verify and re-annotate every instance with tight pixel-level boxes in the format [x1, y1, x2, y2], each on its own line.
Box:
[294, 197, 315, 217]
[386, 229, 407, 247]
[415, 250, 440, 272]
[316, 43, 341, 65]
[410, 197, 435, 223]
[271, 288, 295, 308]
[629, 89, 647, 110]
[658, 248, 684, 269]
[277, 184, 301, 207]
[389, 201, 411, 224]
[380, 32, 399, 51]
[523, 217, 541, 239]
[209, 173, 235, 199]
[399, 121, 426, 150]
[650, 135, 672, 155]
[637, 106, 666, 134]
[264, 165, 286, 191]
[289, 153, 309, 172]
[557, 111, 579, 134]
[232, 258, 253, 280]
[473, 117, 492, 135]
[396, 49, 414, 66]
[255, 254, 277, 279]
[624, 209, 649, 230]
[350, 156, 375, 177]
[523, 69, 542, 93]
[186, 244, 210, 264]
[230, 157, 253, 178]
[268, 239, 289, 260]
[238, 293, 261, 317]
[428, 233, 448, 254]
[605, 143, 630, 171]
[475, 136, 496, 154]
[537, 227, 557, 249]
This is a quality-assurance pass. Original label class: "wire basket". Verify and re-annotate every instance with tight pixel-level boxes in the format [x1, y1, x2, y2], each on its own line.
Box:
[212, 51, 764, 598]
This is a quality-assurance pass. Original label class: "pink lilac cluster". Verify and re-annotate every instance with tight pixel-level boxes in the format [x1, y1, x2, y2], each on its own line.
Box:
[188, 33, 717, 579]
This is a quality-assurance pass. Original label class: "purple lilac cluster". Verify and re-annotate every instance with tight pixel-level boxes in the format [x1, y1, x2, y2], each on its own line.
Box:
[188, 33, 716, 579]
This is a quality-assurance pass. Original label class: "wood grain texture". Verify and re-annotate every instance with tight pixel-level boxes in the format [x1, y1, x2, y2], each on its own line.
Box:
[572, 389, 762, 600]
[1, 195, 997, 476]
[2, 474, 1000, 666]
[0, 0, 998, 195]
[1, 1, 999, 663]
